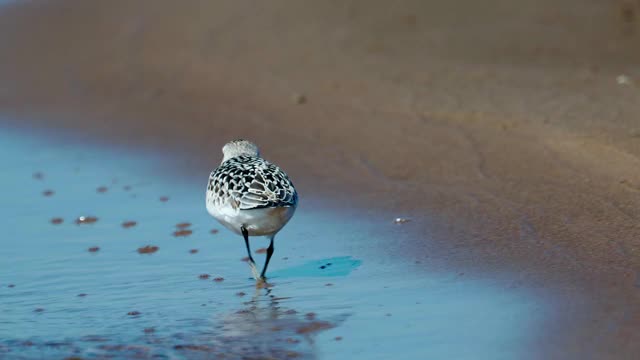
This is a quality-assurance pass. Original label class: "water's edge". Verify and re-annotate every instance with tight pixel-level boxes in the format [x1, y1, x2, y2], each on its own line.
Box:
[0, 124, 550, 359]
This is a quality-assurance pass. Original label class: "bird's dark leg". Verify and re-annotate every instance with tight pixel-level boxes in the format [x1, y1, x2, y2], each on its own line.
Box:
[241, 226, 260, 280]
[260, 235, 275, 280]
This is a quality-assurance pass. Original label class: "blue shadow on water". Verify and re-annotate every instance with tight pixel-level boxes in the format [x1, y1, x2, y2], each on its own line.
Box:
[269, 256, 362, 278]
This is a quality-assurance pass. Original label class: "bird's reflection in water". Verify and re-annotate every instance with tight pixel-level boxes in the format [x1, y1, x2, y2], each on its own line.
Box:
[0, 284, 344, 360]
[212, 283, 339, 359]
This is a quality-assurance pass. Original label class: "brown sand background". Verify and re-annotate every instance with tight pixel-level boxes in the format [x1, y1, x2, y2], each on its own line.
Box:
[0, 0, 639, 358]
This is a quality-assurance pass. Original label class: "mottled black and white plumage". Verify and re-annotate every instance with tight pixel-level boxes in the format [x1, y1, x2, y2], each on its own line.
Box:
[207, 156, 297, 211]
[205, 140, 298, 281]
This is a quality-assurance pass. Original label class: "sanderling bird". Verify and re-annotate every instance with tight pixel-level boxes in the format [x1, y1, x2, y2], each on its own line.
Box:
[206, 140, 298, 281]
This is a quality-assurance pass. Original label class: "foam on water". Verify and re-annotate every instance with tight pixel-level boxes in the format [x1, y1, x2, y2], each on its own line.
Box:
[0, 124, 549, 359]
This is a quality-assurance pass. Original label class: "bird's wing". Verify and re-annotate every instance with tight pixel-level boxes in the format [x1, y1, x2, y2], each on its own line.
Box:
[208, 156, 297, 211]
[238, 163, 297, 210]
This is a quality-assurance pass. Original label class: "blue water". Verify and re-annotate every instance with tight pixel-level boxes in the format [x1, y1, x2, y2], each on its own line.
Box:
[0, 125, 547, 359]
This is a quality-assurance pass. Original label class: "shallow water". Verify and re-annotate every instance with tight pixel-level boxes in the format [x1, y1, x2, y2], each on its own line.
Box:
[0, 125, 547, 359]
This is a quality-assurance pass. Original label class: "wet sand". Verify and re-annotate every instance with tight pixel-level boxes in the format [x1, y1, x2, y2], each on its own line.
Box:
[0, 127, 543, 359]
[0, 1, 639, 358]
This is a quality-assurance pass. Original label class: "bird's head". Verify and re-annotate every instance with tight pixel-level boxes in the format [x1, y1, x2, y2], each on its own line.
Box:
[221, 139, 260, 162]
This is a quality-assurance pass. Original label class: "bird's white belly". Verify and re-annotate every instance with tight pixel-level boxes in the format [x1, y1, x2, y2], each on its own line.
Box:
[207, 201, 296, 236]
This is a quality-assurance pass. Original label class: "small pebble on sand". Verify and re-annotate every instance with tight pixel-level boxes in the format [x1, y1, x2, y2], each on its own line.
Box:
[122, 221, 137, 228]
[75, 216, 98, 225]
[137, 245, 159, 254]
[292, 93, 307, 104]
[617, 75, 632, 85]
[173, 229, 192, 237]
[393, 217, 411, 224]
